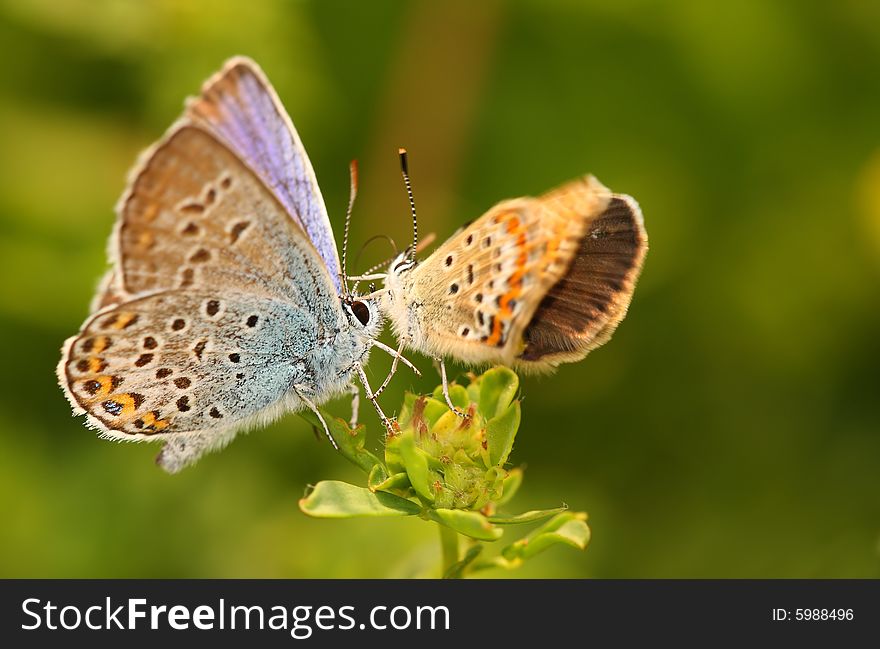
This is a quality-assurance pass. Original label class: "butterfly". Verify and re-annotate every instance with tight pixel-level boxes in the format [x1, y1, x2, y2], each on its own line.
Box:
[377, 156, 648, 413]
[57, 57, 412, 473]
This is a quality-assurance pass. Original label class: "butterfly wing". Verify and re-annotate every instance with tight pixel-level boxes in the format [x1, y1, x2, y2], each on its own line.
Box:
[61, 123, 350, 472]
[58, 288, 335, 472]
[404, 176, 612, 366]
[184, 56, 342, 292]
[518, 193, 648, 368]
[109, 125, 337, 309]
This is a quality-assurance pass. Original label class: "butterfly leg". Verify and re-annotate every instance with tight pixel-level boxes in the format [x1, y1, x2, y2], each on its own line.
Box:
[346, 272, 388, 282]
[437, 358, 468, 418]
[294, 385, 339, 451]
[355, 364, 396, 434]
[348, 382, 360, 429]
[371, 340, 410, 399]
[370, 339, 421, 378]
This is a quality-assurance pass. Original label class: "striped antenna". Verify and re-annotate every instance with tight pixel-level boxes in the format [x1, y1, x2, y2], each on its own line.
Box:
[340, 159, 359, 299]
[398, 148, 418, 259]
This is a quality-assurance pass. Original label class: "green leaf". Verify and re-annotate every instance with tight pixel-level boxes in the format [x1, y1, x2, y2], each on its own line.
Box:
[488, 505, 568, 525]
[502, 512, 590, 560]
[428, 508, 503, 541]
[443, 544, 484, 579]
[450, 384, 471, 411]
[496, 467, 524, 506]
[398, 433, 435, 503]
[397, 392, 418, 427]
[484, 467, 506, 501]
[297, 410, 384, 475]
[478, 366, 519, 419]
[421, 396, 452, 427]
[369, 471, 411, 493]
[485, 401, 520, 467]
[366, 463, 389, 489]
[299, 481, 421, 518]
[383, 433, 404, 474]
[431, 383, 471, 411]
[400, 394, 449, 431]
[427, 409, 464, 440]
[466, 378, 481, 405]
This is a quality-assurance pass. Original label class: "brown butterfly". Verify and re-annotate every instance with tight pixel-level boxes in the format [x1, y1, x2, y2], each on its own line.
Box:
[376, 166, 647, 412]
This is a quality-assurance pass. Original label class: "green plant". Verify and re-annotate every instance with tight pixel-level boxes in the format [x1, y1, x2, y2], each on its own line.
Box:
[298, 367, 590, 578]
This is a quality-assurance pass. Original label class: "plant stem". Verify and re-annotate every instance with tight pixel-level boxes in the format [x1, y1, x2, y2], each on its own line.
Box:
[439, 524, 460, 577]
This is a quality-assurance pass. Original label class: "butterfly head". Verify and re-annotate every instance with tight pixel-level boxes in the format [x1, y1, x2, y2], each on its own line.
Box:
[384, 251, 416, 298]
[341, 295, 383, 339]
[379, 251, 419, 341]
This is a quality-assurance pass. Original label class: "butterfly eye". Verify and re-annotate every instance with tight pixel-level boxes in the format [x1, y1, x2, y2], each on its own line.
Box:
[350, 300, 371, 326]
[394, 259, 414, 272]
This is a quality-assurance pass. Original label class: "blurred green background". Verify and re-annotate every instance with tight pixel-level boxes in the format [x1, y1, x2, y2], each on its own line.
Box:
[1, 0, 879, 578]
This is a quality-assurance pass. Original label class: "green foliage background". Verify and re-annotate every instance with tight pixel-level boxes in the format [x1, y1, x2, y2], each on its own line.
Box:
[1, 0, 879, 578]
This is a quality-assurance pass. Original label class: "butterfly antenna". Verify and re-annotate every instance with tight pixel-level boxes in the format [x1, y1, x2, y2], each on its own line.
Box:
[398, 148, 418, 260]
[354, 234, 399, 273]
[351, 235, 403, 294]
[351, 230, 439, 292]
[341, 159, 359, 300]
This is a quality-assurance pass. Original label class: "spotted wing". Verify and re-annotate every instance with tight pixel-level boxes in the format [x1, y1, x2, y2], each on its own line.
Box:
[185, 56, 342, 292]
[106, 124, 338, 308]
[58, 286, 340, 472]
[61, 123, 346, 471]
[409, 175, 611, 366]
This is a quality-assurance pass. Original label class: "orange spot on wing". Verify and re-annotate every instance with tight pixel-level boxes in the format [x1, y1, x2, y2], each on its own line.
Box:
[137, 230, 154, 250]
[141, 411, 170, 432]
[92, 336, 110, 353]
[483, 209, 577, 348]
[498, 222, 529, 318]
[143, 203, 159, 222]
[110, 313, 138, 330]
[485, 316, 505, 346]
[93, 375, 115, 398]
[88, 357, 106, 373]
[111, 393, 139, 417]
